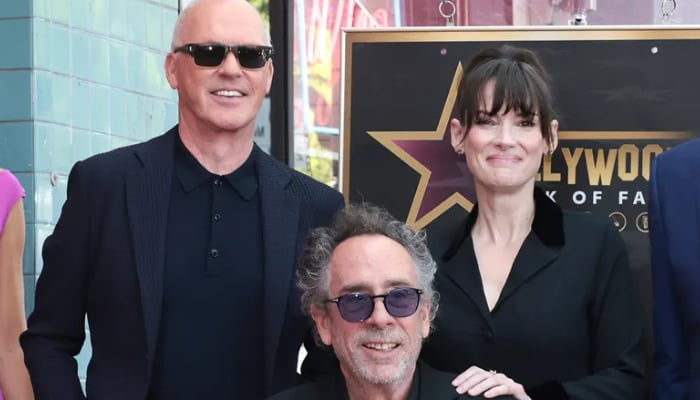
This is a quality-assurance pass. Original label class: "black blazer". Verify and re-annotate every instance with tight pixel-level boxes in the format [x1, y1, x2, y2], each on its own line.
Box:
[20, 126, 345, 399]
[421, 188, 647, 400]
[267, 361, 512, 400]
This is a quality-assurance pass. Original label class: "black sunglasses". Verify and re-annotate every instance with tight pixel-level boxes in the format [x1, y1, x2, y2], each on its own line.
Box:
[325, 287, 424, 323]
[173, 43, 274, 69]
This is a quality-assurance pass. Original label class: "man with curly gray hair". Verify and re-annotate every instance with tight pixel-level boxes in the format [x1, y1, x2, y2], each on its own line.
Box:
[269, 204, 504, 400]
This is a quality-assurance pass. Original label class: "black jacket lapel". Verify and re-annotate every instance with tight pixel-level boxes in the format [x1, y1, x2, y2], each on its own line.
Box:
[497, 189, 563, 305]
[256, 147, 301, 389]
[497, 233, 559, 306]
[440, 235, 494, 326]
[126, 127, 176, 383]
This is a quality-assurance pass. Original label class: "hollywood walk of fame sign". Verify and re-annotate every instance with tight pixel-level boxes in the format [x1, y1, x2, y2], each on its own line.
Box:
[341, 27, 700, 337]
[341, 27, 699, 235]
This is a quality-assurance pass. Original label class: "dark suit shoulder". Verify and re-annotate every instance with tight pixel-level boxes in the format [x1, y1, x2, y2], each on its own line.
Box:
[418, 362, 515, 399]
[255, 147, 342, 202]
[269, 363, 516, 400]
[655, 136, 700, 169]
[265, 382, 320, 400]
[75, 129, 174, 174]
[266, 373, 339, 400]
[290, 171, 345, 230]
[559, 210, 626, 260]
[560, 209, 613, 234]
[256, 150, 344, 223]
[287, 167, 343, 203]
[77, 142, 141, 172]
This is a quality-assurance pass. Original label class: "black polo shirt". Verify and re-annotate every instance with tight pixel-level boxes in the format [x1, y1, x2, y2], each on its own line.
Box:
[149, 136, 265, 399]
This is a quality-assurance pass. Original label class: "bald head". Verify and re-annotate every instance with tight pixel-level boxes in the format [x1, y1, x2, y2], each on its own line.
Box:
[171, 0, 271, 49]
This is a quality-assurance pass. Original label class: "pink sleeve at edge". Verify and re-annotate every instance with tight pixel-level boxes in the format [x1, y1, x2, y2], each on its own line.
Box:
[0, 170, 26, 237]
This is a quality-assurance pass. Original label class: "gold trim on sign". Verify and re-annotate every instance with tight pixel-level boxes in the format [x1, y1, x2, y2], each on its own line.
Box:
[341, 30, 353, 201]
[558, 131, 695, 140]
[344, 26, 700, 45]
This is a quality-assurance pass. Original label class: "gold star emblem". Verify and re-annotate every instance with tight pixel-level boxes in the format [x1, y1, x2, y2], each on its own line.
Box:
[368, 64, 475, 230]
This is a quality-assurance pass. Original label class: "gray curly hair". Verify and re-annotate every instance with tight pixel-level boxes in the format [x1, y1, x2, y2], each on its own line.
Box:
[297, 203, 439, 332]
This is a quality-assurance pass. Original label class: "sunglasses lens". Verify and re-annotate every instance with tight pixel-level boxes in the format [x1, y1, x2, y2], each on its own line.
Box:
[337, 293, 373, 323]
[193, 45, 226, 67]
[236, 47, 267, 68]
[385, 288, 420, 318]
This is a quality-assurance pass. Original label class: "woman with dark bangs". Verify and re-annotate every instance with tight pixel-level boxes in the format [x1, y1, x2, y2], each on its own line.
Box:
[420, 46, 647, 399]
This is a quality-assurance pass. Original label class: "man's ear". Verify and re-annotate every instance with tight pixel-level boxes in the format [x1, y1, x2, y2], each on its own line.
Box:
[311, 304, 332, 346]
[165, 52, 178, 89]
[420, 304, 431, 339]
[264, 61, 274, 95]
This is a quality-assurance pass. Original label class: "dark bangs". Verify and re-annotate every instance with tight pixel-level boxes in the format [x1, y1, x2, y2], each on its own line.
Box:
[453, 46, 555, 146]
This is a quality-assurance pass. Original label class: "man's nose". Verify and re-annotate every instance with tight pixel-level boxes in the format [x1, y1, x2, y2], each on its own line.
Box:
[365, 298, 394, 328]
[219, 51, 243, 74]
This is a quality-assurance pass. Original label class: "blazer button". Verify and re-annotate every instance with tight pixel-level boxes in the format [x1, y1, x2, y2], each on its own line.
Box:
[209, 248, 219, 258]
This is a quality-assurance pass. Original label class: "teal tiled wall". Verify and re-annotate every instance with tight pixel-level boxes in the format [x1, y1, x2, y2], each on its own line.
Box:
[0, 71, 32, 121]
[0, 19, 32, 69]
[0, 3, 34, 320]
[0, 0, 179, 391]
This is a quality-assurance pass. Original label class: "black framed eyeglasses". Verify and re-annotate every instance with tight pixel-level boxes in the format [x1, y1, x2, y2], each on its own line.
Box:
[173, 43, 274, 69]
[325, 287, 424, 323]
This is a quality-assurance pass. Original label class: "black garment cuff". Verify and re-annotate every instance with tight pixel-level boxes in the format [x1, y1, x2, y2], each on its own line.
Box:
[526, 381, 569, 400]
